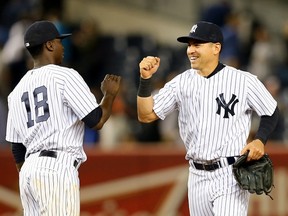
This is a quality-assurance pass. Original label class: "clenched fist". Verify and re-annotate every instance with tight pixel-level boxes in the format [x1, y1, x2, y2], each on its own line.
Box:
[101, 74, 121, 97]
[139, 56, 160, 79]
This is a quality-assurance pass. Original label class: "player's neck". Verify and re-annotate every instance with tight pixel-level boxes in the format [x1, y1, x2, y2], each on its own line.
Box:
[197, 70, 210, 77]
[197, 62, 224, 78]
[197, 65, 217, 77]
[33, 58, 53, 69]
[195, 59, 219, 77]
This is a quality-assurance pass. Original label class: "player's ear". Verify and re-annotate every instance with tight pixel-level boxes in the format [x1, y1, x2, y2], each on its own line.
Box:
[213, 42, 221, 55]
[45, 40, 54, 51]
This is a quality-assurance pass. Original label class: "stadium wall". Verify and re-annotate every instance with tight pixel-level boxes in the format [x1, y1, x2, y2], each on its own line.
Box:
[0, 144, 287, 216]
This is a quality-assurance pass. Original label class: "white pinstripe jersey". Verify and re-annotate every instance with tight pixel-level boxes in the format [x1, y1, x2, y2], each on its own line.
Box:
[6, 64, 99, 162]
[153, 65, 277, 161]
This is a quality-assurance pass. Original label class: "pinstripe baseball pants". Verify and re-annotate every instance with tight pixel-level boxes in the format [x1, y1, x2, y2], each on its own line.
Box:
[188, 164, 250, 216]
[19, 151, 80, 216]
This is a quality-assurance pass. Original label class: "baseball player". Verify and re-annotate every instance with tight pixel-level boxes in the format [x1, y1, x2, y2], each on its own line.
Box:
[5, 20, 121, 215]
[137, 21, 279, 215]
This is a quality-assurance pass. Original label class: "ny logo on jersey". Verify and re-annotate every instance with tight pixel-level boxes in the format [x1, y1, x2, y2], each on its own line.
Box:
[216, 93, 239, 118]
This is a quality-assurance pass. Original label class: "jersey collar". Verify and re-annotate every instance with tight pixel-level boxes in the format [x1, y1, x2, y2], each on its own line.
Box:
[205, 62, 225, 79]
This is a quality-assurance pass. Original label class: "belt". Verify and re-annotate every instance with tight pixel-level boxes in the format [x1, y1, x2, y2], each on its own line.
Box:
[192, 157, 236, 171]
[39, 150, 79, 168]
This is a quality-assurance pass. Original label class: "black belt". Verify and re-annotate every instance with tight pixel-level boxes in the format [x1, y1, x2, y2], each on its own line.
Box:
[39, 150, 79, 168]
[192, 157, 236, 171]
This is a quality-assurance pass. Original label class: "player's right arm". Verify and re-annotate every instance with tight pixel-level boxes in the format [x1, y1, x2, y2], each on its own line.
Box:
[137, 56, 160, 123]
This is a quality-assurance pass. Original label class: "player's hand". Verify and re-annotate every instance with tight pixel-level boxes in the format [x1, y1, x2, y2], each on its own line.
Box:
[139, 56, 160, 79]
[101, 74, 121, 97]
[240, 139, 265, 161]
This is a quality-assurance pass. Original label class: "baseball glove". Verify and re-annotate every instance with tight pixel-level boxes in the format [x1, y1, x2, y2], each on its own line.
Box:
[232, 151, 274, 199]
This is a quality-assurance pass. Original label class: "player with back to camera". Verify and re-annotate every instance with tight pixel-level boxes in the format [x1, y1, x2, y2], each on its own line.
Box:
[137, 21, 279, 215]
[5, 20, 121, 215]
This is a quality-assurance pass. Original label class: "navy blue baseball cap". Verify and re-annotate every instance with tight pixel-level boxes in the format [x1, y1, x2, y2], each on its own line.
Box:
[24, 20, 71, 48]
[177, 21, 223, 45]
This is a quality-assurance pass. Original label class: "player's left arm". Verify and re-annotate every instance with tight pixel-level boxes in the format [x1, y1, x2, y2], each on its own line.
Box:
[137, 56, 160, 123]
[82, 74, 121, 130]
[11, 142, 26, 172]
[241, 106, 280, 161]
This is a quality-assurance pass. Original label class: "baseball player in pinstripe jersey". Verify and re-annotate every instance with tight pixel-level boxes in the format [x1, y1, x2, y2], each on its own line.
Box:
[5, 20, 121, 215]
[137, 21, 279, 215]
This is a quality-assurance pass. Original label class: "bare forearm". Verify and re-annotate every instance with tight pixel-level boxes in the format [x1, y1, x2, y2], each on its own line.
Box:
[137, 96, 158, 123]
[90, 74, 121, 130]
[93, 93, 115, 130]
[137, 56, 160, 123]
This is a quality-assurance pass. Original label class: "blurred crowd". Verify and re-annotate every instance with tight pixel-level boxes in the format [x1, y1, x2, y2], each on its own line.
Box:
[0, 0, 288, 149]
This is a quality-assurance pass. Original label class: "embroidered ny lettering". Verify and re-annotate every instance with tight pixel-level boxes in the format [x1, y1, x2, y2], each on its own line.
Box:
[216, 93, 239, 118]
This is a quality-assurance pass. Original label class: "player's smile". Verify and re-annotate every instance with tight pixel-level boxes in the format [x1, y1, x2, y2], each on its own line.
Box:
[189, 57, 197, 67]
[189, 55, 200, 69]
[136, 21, 279, 216]
[189, 56, 197, 61]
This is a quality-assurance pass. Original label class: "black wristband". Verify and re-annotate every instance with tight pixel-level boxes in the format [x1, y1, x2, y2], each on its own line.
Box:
[137, 77, 152, 97]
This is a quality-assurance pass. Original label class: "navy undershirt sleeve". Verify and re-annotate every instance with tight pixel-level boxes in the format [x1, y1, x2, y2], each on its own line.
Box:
[11, 143, 26, 163]
[82, 106, 103, 128]
[254, 106, 280, 144]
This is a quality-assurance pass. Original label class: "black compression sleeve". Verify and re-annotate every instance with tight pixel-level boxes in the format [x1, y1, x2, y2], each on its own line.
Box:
[11, 143, 26, 163]
[254, 106, 280, 144]
[82, 106, 103, 128]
